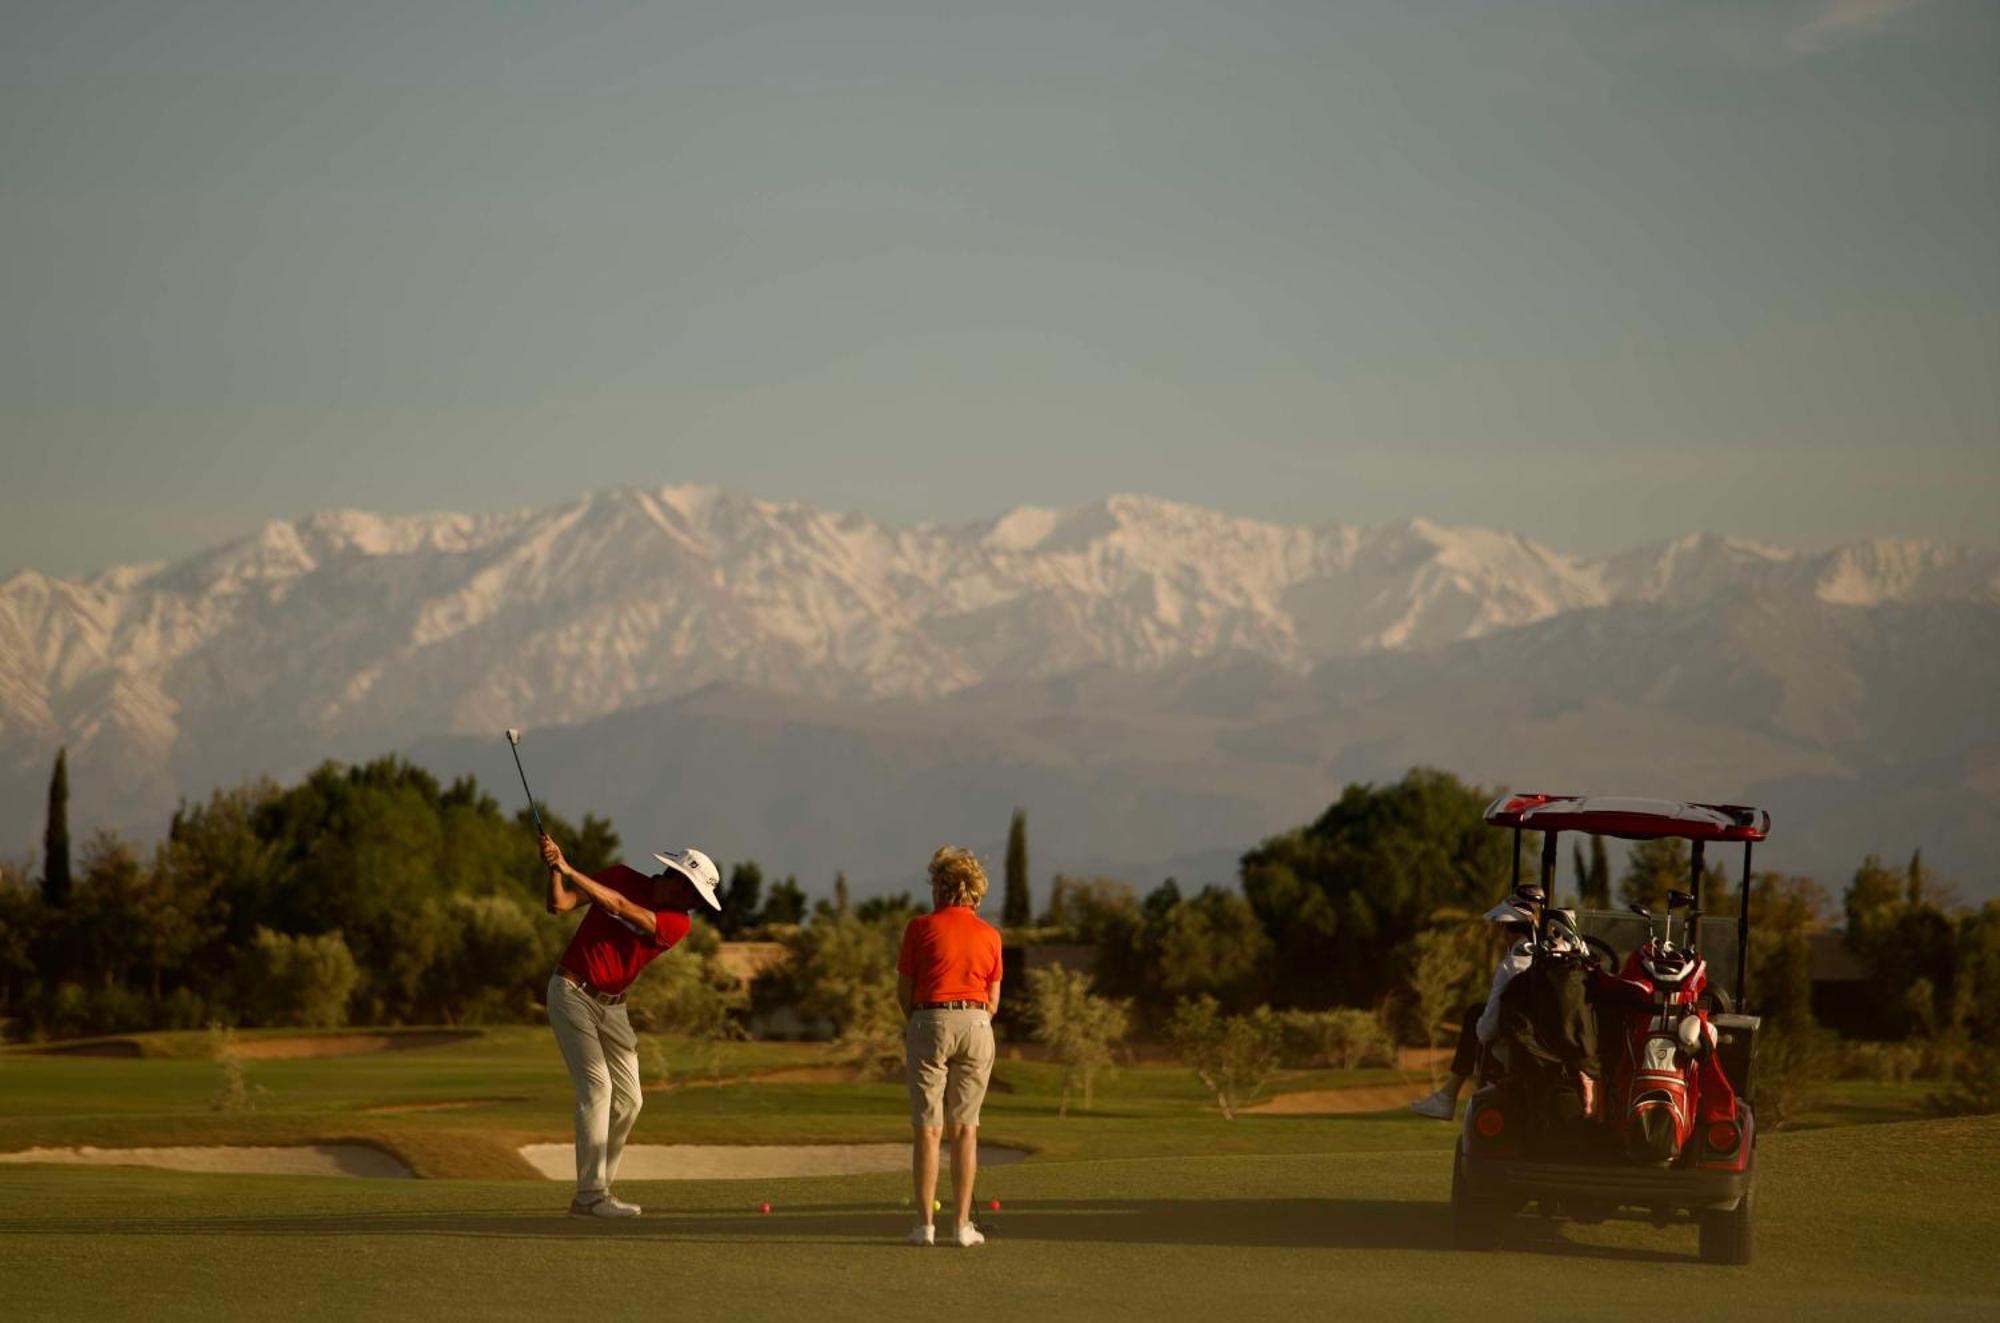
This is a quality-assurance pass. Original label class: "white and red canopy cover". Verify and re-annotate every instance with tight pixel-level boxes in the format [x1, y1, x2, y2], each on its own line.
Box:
[1482, 794, 1770, 842]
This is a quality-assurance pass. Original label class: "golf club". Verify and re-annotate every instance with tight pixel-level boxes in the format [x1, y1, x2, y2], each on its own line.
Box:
[504, 728, 546, 836]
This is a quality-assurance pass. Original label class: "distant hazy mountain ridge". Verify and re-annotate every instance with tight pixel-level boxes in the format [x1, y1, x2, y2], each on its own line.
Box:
[2, 486, 1995, 888]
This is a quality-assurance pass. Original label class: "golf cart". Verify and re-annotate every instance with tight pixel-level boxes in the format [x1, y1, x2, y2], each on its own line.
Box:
[1451, 795, 1767, 1265]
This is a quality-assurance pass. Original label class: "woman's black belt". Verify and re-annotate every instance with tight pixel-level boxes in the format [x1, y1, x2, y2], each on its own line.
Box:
[915, 1000, 986, 1011]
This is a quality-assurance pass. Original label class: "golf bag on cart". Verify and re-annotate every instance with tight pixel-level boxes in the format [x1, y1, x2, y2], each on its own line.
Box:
[1489, 929, 1602, 1155]
[1596, 935, 1738, 1165]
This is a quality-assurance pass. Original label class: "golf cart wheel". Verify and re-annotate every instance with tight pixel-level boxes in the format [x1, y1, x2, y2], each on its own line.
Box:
[1450, 1153, 1504, 1251]
[1698, 1192, 1754, 1266]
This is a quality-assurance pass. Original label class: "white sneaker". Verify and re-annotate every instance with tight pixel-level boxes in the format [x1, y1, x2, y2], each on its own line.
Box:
[570, 1195, 641, 1219]
[1410, 1088, 1458, 1120]
[906, 1223, 935, 1246]
[952, 1221, 986, 1247]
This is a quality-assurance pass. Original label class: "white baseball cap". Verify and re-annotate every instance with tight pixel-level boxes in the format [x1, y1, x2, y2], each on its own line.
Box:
[653, 847, 723, 911]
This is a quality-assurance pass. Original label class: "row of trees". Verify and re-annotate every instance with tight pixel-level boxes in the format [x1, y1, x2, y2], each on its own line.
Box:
[0, 754, 620, 1035]
[8, 748, 1998, 1126]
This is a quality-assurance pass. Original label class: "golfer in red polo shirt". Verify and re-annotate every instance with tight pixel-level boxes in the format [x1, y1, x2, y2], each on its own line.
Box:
[540, 831, 721, 1219]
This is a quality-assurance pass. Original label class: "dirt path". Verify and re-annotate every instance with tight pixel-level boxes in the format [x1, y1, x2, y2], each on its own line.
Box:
[1243, 1081, 1431, 1115]
[232, 1031, 479, 1060]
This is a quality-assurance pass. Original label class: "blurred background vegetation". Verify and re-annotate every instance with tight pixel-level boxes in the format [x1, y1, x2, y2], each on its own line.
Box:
[2, 753, 1995, 1121]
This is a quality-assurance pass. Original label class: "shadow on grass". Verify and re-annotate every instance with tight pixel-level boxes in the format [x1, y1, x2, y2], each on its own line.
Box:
[0, 1197, 1688, 1262]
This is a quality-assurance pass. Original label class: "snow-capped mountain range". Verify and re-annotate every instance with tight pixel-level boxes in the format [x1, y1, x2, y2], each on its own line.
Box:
[3, 485, 1996, 892]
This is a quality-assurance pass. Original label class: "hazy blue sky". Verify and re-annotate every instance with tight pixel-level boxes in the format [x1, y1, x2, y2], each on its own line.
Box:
[3, 0, 1995, 576]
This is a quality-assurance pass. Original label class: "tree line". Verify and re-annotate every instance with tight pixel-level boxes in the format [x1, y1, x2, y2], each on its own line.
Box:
[4, 750, 1998, 1121]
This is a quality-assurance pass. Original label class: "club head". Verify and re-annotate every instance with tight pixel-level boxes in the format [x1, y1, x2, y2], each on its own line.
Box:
[505, 728, 521, 745]
[1667, 889, 1695, 909]
[1628, 903, 1652, 919]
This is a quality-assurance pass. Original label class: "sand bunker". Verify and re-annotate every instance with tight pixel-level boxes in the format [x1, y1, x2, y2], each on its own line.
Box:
[0, 1144, 414, 1178]
[519, 1142, 1029, 1181]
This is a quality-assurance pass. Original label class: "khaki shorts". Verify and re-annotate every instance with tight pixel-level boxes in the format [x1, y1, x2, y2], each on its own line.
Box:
[904, 1007, 996, 1131]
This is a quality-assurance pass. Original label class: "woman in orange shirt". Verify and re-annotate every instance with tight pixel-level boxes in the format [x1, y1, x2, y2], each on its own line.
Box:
[896, 846, 1003, 1247]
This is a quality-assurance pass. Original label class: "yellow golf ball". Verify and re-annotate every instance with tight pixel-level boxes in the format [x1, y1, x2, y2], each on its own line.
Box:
[933, 1199, 942, 1212]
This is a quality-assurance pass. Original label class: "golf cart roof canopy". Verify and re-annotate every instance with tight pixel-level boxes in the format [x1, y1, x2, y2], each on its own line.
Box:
[1482, 794, 1770, 843]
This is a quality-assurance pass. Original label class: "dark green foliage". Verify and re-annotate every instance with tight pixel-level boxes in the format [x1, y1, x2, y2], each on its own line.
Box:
[1139, 885, 1273, 1011]
[41, 748, 70, 907]
[1743, 873, 1827, 1027]
[717, 862, 764, 938]
[1739, 872, 1833, 1128]
[1004, 808, 1031, 928]
[1046, 876, 1141, 942]
[1238, 768, 1521, 1008]
[760, 875, 807, 926]
[855, 891, 918, 925]
[1618, 837, 1726, 912]
[1842, 853, 1969, 1040]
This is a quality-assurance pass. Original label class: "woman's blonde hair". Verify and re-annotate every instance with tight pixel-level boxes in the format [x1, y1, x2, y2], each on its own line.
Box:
[927, 846, 988, 909]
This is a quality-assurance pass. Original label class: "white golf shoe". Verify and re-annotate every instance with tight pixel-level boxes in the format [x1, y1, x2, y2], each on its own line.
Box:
[952, 1222, 986, 1247]
[906, 1223, 935, 1246]
[570, 1194, 641, 1219]
[1409, 1088, 1458, 1120]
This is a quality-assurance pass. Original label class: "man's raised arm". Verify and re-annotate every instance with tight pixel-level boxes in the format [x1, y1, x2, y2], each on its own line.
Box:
[540, 834, 582, 915]
[540, 834, 656, 936]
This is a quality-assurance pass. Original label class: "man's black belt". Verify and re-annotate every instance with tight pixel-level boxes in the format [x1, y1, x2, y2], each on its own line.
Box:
[915, 1000, 986, 1011]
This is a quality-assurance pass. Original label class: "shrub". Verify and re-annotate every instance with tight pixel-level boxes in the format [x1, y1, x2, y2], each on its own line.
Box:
[1407, 924, 1487, 1083]
[1274, 1008, 1397, 1070]
[624, 941, 748, 1082]
[439, 894, 544, 1023]
[1755, 1023, 1832, 1129]
[1026, 967, 1130, 1116]
[1167, 995, 1282, 1119]
[779, 911, 905, 1076]
[238, 928, 359, 1028]
[1926, 1043, 2000, 1117]
[1834, 1040, 1926, 1084]
[207, 1021, 258, 1112]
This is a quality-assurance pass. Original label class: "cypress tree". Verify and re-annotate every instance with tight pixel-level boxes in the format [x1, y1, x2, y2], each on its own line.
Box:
[1003, 808, 1031, 927]
[1585, 835, 1611, 909]
[42, 747, 71, 907]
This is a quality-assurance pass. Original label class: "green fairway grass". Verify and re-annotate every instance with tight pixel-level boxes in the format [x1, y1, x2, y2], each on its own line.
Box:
[0, 1030, 1990, 1321]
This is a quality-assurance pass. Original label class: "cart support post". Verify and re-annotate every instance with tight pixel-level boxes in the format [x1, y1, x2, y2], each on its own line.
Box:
[1513, 826, 1521, 892]
[1736, 841, 1753, 1008]
[1539, 829, 1558, 937]
[1689, 839, 1706, 953]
